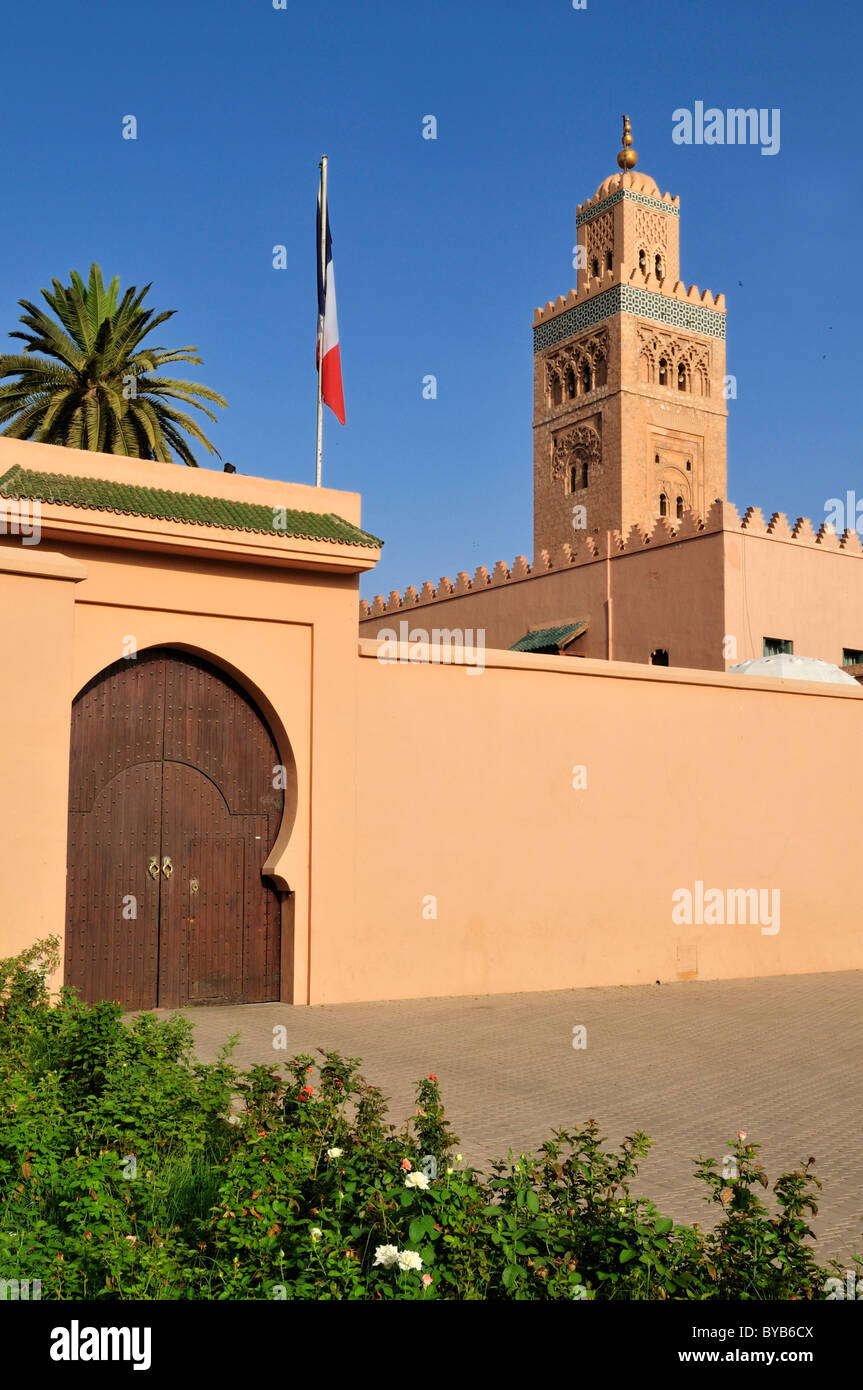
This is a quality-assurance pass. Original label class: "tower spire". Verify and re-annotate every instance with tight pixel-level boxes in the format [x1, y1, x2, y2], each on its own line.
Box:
[617, 114, 638, 175]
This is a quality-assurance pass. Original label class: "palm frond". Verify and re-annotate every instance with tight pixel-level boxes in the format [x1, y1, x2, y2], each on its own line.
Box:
[0, 266, 226, 464]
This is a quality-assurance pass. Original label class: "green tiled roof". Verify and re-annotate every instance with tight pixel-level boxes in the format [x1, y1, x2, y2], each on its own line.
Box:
[510, 621, 587, 653]
[0, 464, 383, 549]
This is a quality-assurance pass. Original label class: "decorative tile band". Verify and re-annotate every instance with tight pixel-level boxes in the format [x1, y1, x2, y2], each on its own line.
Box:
[533, 285, 726, 352]
[576, 190, 680, 227]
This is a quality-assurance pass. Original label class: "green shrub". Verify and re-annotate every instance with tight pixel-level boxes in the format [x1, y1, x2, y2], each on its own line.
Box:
[0, 938, 852, 1300]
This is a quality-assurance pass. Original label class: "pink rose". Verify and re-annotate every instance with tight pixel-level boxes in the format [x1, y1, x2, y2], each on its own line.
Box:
[421, 1274, 433, 1287]
[400, 1159, 413, 1171]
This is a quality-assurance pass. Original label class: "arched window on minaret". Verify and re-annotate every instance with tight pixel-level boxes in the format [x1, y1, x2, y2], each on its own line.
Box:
[594, 354, 607, 387]
[582, 362, 592, 393]
[566, 367, 576, 399]
[676, 496, 684, 520]
[659, 493, 668, 518]
[658, 358, 668, 386]
[550, 376, 562, 407]
[569, 464, 578, 494]
[638, 248, 647, 273]
[655, 254, 663, 279]
[677, 362, 688, 392]
[591, 258, 599, 278]
[606, 250, 612, 271]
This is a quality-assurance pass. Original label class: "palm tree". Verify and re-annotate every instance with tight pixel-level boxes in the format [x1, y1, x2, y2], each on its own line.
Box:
[0, 264, 227, 466]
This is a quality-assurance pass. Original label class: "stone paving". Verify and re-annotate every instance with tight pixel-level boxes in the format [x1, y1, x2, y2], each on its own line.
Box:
[170, 970, 863, 1267]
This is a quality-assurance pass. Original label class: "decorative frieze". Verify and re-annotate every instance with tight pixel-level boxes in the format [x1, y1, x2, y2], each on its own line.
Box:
[576, 189, 680, 227]
[533, 285, 726, 353]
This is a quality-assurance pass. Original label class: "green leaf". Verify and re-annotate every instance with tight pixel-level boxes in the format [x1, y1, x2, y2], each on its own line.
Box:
[409, 1217, 427, 1244]
[654, 1217, 673, 1235]
[619, 1248, 637, 1263]
[525, 1189, 539, 1214]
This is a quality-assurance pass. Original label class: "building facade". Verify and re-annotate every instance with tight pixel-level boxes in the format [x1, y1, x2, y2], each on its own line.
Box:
[2, 128, 862, 1009]
[360, 132, 863, 675]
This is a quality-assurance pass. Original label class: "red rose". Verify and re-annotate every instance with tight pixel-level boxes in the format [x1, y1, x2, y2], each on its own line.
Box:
[427, 1074, 437, 1082]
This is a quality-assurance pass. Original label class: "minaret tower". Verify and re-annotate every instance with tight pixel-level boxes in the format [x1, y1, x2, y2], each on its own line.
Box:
[532, 117, 727, 557]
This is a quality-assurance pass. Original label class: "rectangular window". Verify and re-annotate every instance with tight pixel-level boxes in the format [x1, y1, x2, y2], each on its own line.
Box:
[842, 648, 863, 667]
[763, 637, 792, 657]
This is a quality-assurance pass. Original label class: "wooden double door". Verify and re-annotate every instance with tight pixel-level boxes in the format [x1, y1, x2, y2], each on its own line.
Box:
[65, 648, 284, 1010]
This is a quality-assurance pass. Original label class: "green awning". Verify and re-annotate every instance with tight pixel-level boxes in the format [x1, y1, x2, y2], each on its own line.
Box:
[509, 620, 588, 654]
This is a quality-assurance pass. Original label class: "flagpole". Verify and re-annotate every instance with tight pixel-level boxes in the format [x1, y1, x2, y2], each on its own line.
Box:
[315, 154, 328, 488]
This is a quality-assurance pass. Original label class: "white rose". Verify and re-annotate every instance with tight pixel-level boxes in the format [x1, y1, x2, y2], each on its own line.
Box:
[310, 1227, 323, 1242]
[373, 1244, 399, 1268]
[404, 1171, 430, 1190]
[326, 1147, 343, 1159]
[397, 1250, 423, 1272]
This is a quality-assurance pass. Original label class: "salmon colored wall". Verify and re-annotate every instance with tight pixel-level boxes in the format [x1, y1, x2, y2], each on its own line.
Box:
[3, 439, 862, 1010]
[725, 531, 863, 668]
[360, 532, 727, 669]
[341, 641, 863, 1004]
[361, 518, 863, 674]
[0, 549, 86, 967]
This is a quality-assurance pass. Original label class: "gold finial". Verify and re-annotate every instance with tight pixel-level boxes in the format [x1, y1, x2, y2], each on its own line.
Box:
[617, 114, 638, 172]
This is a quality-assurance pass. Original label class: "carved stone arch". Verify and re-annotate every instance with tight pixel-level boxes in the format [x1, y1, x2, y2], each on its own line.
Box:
[576, 352, 593, 393]
[659, 469, 691, 515]
[552, 423, 601, 488]
[546, 358, 564, 407]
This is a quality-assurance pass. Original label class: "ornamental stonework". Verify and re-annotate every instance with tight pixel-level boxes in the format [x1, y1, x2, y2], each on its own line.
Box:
[585, 212, 614, 271]
[551, 422, 602, 484]
[634, 205, 668, 252]
[544, 327, 609, 404]
[575, 189, 680, 226]
[637, 326, 712, 395]
[533, 285, 726, 352]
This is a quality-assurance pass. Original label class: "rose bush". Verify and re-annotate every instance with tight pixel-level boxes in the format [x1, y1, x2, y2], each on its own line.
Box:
[0, 939, 853, 1300]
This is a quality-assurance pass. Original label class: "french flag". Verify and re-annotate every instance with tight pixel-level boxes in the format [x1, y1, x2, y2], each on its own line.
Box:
[316, 188, 345, 425]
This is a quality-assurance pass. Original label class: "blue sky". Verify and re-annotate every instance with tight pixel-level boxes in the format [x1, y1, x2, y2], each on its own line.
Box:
[2, 0, 860, 599]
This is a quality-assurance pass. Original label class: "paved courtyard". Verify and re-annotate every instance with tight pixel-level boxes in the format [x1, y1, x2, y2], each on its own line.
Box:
[172, 971, 863, 1266]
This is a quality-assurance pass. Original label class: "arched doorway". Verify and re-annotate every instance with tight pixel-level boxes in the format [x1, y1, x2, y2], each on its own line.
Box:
[65, 648, 286, 1009]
